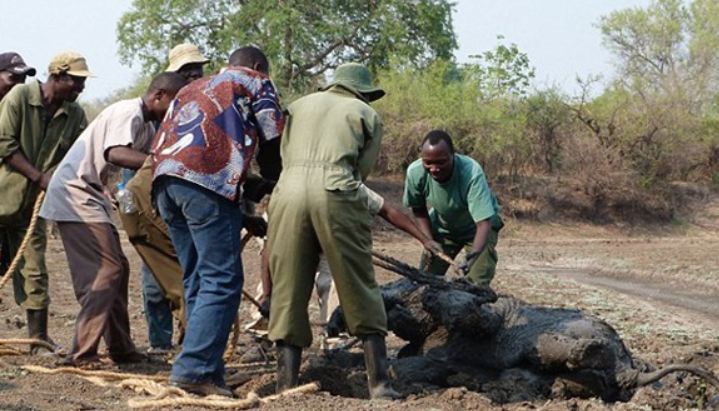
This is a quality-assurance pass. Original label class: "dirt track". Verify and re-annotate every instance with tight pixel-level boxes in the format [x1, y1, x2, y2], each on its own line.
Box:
[1, 179, 718, 410]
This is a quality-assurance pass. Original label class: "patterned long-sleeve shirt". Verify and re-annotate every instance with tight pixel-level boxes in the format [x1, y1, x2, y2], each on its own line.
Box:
[151, 66, 284, 201]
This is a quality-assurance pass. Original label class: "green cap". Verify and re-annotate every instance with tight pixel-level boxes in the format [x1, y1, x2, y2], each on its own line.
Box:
[321, 62, 385, 102]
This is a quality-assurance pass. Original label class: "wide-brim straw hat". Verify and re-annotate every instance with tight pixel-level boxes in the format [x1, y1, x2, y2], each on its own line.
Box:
[166, 43, 210, 72]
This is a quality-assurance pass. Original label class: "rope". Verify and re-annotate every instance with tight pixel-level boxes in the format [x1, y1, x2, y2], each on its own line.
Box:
[260, 382, 321, 402]
[21, 364, 319, 410]
[128, 393, 260, 409]
[22, 364, 169, 382]
[241, 289, 262, 309]
[223, 315, 241, 362]
[225, 361, 272, 369]
[0, 338, 56, 354]
[0, 191, 45, 291]
[128, 382, 320, 409]
[0, 348, 23, 356]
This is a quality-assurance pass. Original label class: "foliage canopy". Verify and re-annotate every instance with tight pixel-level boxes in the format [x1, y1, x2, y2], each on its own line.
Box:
[117, 0, 457, 92]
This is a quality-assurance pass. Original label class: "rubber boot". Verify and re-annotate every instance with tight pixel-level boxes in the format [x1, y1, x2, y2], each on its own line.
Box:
[26, 308, 57, 355]
[275, 342, 302, 393]
[362, 334, 402, 400]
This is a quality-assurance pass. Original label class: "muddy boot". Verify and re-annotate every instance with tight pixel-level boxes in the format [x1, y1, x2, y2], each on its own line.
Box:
[362, 334, 401, 400]
[27, 308, 58, 355]
[275, 342, 301, 393]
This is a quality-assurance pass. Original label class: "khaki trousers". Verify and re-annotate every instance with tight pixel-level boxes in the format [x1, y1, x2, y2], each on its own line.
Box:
[268, 170, 387, 348]
[421, 227, 500, 286]
[0, 219, 50, 310]
[58, 222, 136, 361]
[119, 162, 185, 327]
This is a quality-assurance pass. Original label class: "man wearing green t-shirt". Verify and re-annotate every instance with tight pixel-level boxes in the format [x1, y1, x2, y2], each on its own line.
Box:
[403, 130, 503, 287]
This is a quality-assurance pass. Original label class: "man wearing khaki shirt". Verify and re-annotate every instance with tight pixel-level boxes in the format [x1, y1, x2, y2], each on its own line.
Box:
[0, 51, 89, 353]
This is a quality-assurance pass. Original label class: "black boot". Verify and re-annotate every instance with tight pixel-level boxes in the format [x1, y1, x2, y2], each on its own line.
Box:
[26, 308, 57, 355]
[362, 334, 401, 400]
[275, 342, 302, 393]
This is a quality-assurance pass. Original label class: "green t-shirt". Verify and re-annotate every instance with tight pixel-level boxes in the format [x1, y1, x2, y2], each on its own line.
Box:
[403, 154, 500, 241]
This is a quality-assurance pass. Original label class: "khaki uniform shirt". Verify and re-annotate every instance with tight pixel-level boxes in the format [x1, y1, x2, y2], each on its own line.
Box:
[40, 98, 154, 224]
[0, 80, 87, 226]
[280, 85, 383, 191]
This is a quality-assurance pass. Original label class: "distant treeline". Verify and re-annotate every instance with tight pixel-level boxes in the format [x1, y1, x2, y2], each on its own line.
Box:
[83, 0, 719, 222]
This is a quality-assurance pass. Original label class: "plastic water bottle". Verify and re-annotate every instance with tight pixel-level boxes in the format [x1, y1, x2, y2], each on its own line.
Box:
[116, 182, 137, 214]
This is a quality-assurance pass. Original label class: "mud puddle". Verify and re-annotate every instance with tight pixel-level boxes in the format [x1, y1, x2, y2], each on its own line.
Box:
[524, 265, 719, 325]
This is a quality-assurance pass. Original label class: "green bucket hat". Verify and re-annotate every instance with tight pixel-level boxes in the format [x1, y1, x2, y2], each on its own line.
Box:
[321, 62, 385, 102]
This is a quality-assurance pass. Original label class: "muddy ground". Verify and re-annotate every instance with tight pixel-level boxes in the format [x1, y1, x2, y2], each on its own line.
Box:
[1, 177, 718, 410]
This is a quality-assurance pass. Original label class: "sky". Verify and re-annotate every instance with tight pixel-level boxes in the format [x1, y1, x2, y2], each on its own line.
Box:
[0, 0, 652, 101]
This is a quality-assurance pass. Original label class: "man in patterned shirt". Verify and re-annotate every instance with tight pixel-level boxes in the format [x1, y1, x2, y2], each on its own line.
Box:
[151, 46, 284, 397]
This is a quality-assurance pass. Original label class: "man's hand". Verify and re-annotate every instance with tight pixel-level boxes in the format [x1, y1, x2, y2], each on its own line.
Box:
[258, 295, 271, 319]
[243, 215, 268, 238]
[422, 239, 444, 256]
[458, 250, 481, 275]
[37, 172, 52, 191]
[243, 174, 276, 202]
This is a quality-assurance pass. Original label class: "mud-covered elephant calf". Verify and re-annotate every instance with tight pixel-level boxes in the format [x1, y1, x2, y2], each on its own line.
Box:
[329, 277, 719, 402]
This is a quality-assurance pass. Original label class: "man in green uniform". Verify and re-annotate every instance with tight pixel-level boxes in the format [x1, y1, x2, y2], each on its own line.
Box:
[404, 130, 503, 287]
[0, 51, 90, 352]
[267, 63, 400, 400]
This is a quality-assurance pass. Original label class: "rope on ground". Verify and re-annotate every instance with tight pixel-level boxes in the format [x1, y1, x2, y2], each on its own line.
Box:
[0, 348, 23, 356]
[260, 382, 321, 402]
[21, 364, 169, 382]
[127, 392, 260, 410]
[0, 191, 45, 291]
[0, 338, 56, 355]
[225, 360, 273, 369]
[21, 362, 319, 410]
[127, 382, 320, 409]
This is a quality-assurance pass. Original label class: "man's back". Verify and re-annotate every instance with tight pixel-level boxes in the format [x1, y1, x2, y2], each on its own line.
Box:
[280, 86, 382, 191]
[152, 67, 283, 201]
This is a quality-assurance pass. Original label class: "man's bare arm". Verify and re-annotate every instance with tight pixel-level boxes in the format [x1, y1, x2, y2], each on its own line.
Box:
[107, 146, 147, 170]
[379, 203, 441, 253]
[4, 150, 50, 189]
[410, 205, 434, 241]
[462, 219, 492, 272]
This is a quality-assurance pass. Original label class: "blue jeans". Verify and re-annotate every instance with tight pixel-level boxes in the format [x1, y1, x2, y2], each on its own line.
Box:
[141, 265, 173, 349]
[155, 177, 244, 385]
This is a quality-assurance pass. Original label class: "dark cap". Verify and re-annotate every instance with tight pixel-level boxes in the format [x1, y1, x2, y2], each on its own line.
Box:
[0, 52, 37, 76]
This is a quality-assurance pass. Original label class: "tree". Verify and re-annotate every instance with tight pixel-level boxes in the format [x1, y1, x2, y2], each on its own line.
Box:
[596, 0, 719, 183]
[117, 0, 457, 92]
[599, 0, 719, 105]
[466, 36, 535, 99]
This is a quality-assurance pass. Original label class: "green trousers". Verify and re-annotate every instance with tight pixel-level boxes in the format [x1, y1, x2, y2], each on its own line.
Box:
[118, 163, 185, 326]
[267, 171, 387, 347]
[0, 219, 49, 310]
[420, 226, 500, 287]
